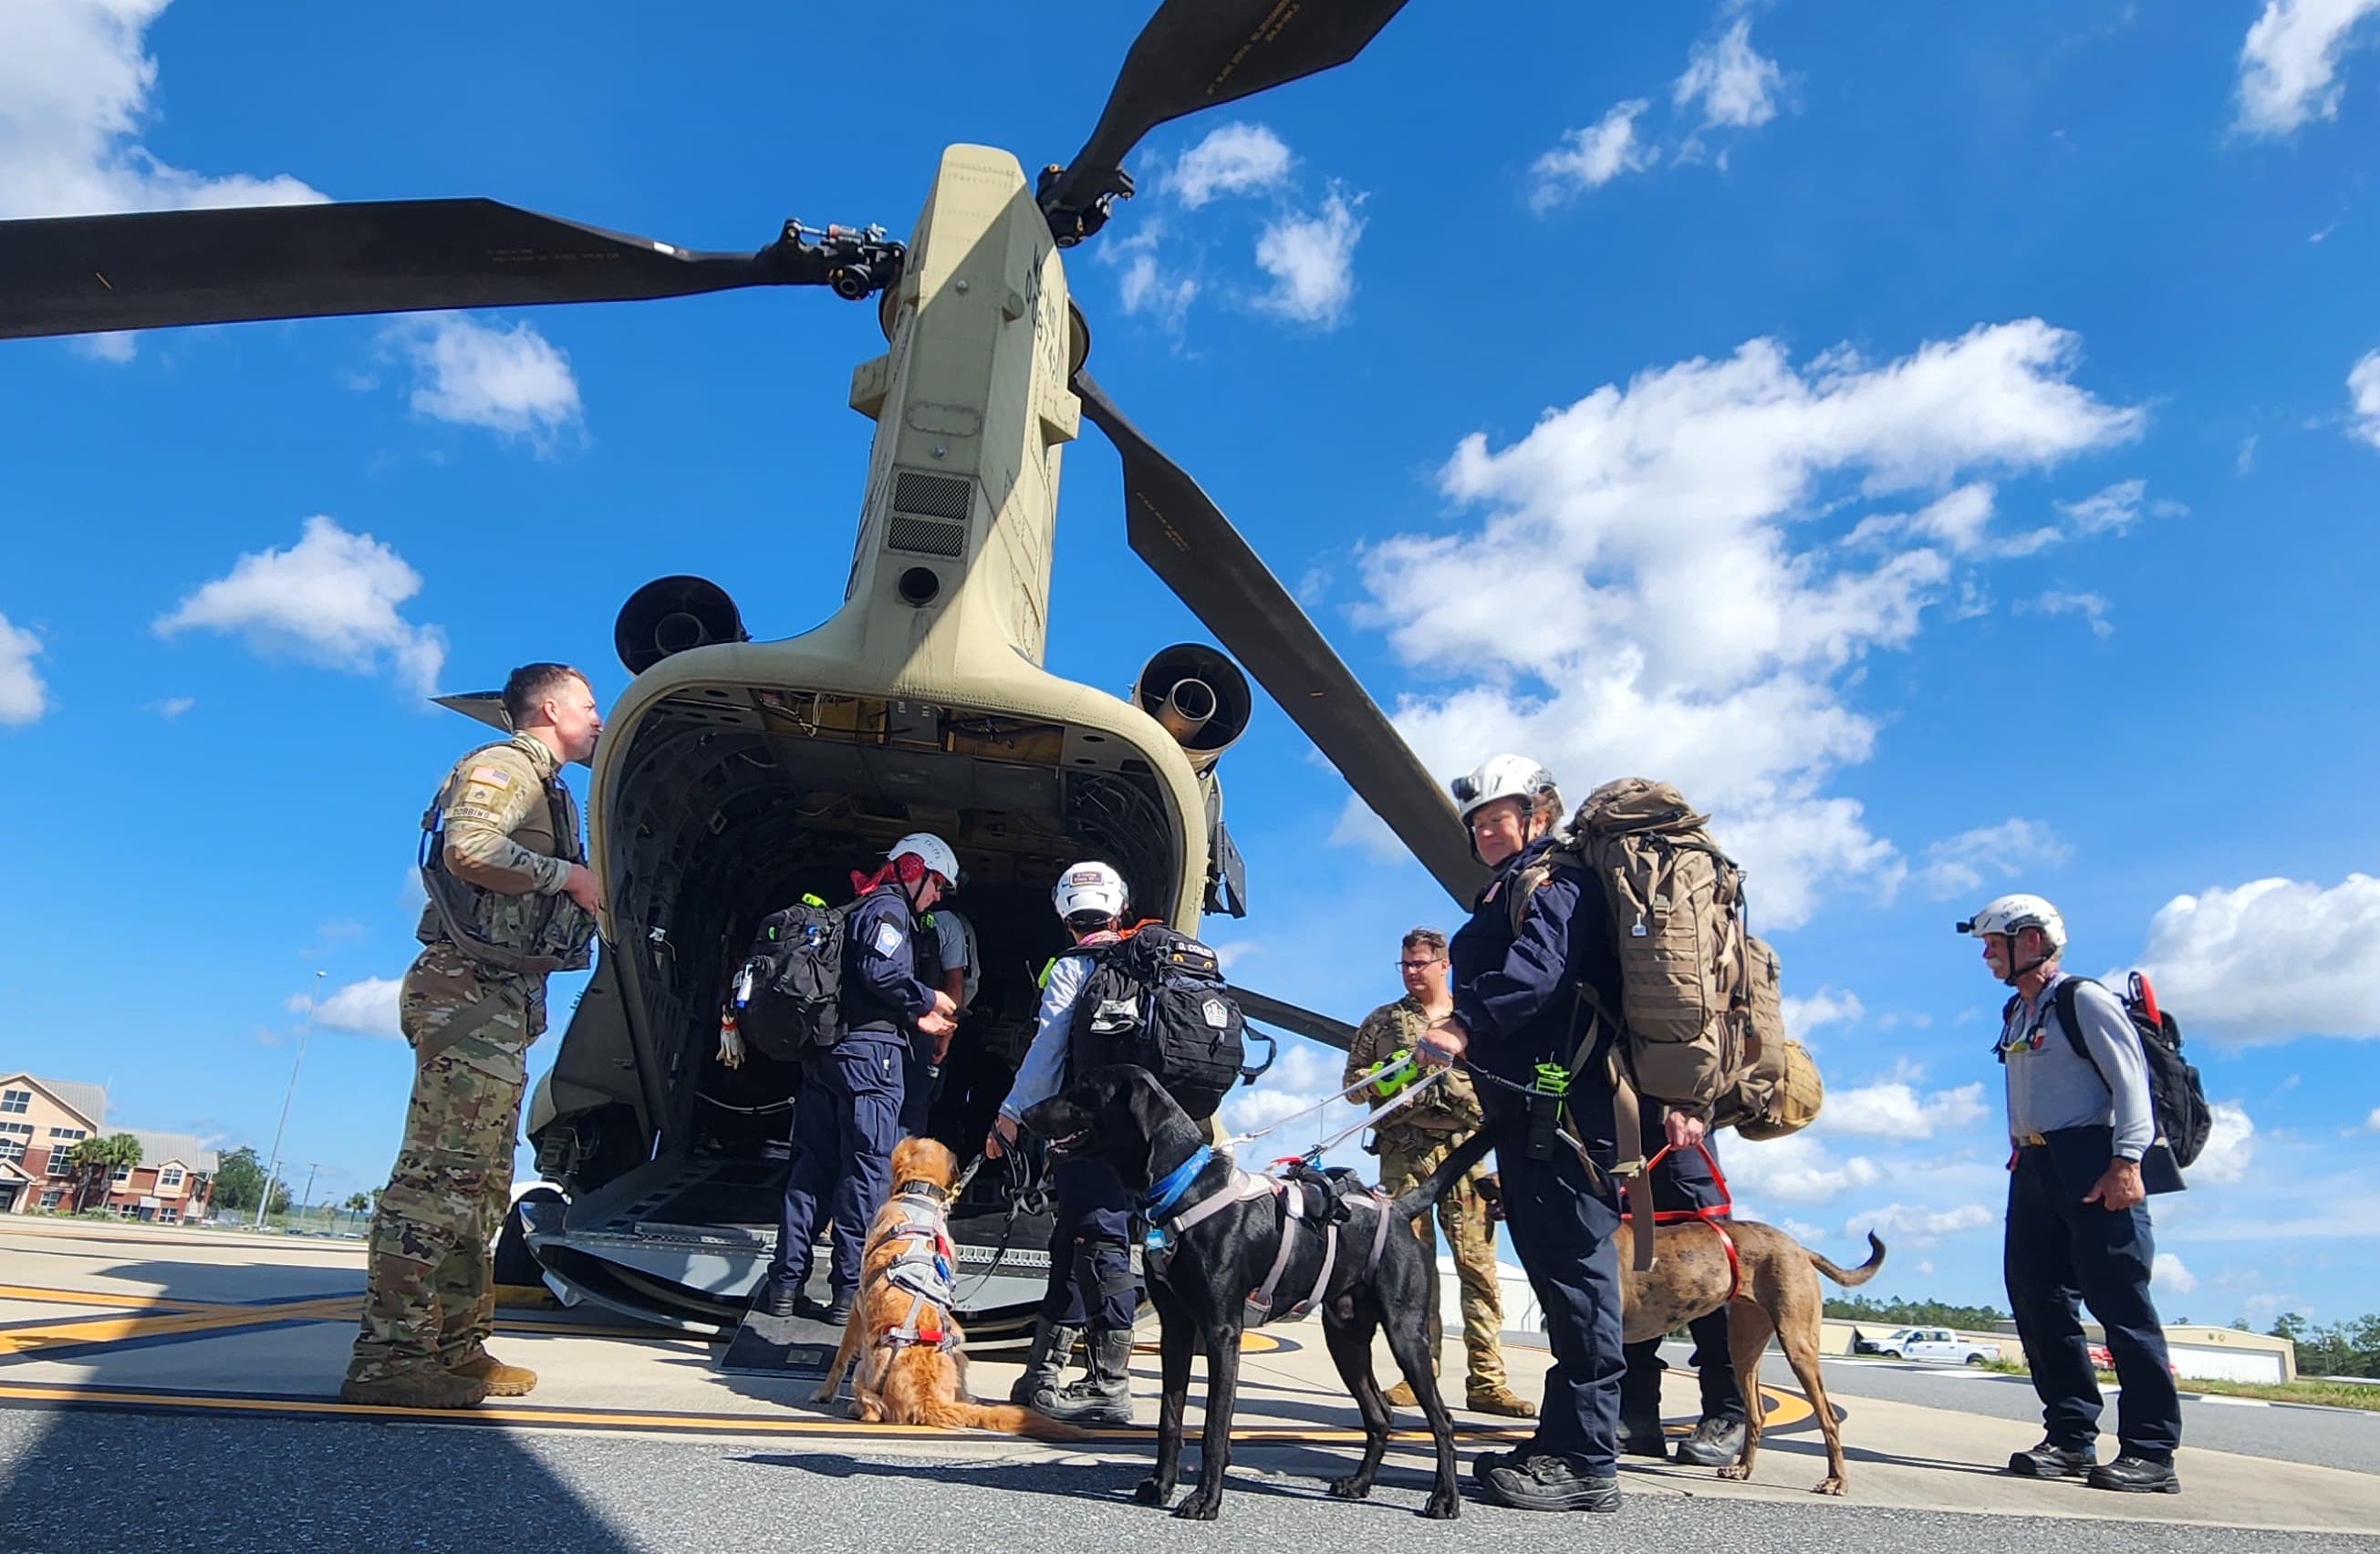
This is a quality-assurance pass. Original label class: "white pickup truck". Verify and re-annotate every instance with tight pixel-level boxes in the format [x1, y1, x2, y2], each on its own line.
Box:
[1855, 1326, 2001, 1365]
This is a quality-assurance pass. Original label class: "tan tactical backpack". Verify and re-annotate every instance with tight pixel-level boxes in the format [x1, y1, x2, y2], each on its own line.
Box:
[1512, 778, 1821, 1147]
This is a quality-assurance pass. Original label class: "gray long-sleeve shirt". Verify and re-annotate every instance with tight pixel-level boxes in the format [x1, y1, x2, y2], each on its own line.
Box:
[2000, 970, 2154, 1161]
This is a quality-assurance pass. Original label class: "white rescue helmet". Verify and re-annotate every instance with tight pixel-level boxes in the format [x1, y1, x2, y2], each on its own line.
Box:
[1053, 860, 1128, 922]
[1450, 753, 1558, 824]
[888, 832, 960, 887]
[1956, 894, 2068, 953]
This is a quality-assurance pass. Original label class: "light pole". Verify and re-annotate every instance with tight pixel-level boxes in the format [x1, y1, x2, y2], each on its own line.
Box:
[257, 970, 324, 1229]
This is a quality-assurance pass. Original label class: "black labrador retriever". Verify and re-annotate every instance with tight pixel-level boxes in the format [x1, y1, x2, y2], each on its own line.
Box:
[1023, 1065, 1492, 1521]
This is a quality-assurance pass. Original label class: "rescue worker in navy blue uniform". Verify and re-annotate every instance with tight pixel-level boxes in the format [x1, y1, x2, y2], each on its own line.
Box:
[759, 834, 958, 1322]
[1618, 1106, 1747, 1465]
[1964, 893, 2182, 1494]
[986, 860, 1142, 1426]
[1417, 754, 1635, 1514]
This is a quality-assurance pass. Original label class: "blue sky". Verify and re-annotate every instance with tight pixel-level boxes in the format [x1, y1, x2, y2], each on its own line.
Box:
[4, 0, 2378, 1332]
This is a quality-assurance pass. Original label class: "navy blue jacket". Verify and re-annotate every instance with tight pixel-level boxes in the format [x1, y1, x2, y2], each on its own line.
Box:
[1450, 835, 1625, 1151]
[841, 885, 939, 1041]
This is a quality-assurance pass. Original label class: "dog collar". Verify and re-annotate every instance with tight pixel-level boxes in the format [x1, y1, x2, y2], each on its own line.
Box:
[1141, 1145, 1213, 1219]
[892, 1179, 949, 1206]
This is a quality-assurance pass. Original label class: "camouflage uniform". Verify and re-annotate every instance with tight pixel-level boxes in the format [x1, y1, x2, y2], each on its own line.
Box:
[346, 732, 591, 1386]
[1346, 995, 1508, 1395]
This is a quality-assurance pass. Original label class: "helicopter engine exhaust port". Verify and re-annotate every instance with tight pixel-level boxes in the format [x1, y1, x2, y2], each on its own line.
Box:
[615, 575, 749, 676]
[1132, 643, 1250, 773]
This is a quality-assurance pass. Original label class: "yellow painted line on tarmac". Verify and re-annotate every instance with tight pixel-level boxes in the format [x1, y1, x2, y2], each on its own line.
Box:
[0, 1284, 217, 1313]
[0, 1296, 361, 1355]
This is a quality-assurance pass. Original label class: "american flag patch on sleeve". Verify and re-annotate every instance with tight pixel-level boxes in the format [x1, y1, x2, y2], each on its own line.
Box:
[467, 765, 513, 789]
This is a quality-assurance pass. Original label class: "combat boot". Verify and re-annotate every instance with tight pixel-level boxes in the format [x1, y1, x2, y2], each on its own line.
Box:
[1673, 1414, 1746, 1466]
[1466, 1381, 1537, 1418]
[447, 1350, 538, 1397]
[1038, 1327, 1136, 1427]
[1616, 1402, 1668, 1458]
[339, 1367, 489, 1410]
[1010, 1319, 1083, 1407]
[1382, 1380, 1421, 1408]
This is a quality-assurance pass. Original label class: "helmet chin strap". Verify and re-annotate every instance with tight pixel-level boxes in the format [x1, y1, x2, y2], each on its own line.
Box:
[2000, 935, 2052, 987]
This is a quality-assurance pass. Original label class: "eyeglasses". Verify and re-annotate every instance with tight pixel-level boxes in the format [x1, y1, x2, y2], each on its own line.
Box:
[1398, 958, 1446, 971]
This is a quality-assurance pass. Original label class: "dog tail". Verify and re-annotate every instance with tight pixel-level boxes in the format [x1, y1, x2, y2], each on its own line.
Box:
[1808, 1231, 1886, 1289]
[1390, 1130, 1496, 1220]
[917, 1397, 1087, 1441]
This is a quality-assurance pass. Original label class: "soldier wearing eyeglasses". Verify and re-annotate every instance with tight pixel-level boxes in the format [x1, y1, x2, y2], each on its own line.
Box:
[1346, 927, 1534, 1418]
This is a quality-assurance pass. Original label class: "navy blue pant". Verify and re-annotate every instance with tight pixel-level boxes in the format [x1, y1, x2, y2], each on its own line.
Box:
[899, 1041, 936, 1139]
[2004, 1131, 2181, 1462]
[1491, 1116, 1626, 1474]
[1622, 1131, 1745, 1427]
[767, 1033, 903, 1300]
[1039, 1156, 1139, 1333]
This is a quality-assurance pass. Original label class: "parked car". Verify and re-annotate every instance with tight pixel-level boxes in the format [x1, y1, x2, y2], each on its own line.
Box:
[1855, 1326, 2002, 1364]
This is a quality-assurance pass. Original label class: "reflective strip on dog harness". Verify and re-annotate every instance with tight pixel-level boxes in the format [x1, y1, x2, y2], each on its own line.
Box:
[873, 1196, 960, 1351]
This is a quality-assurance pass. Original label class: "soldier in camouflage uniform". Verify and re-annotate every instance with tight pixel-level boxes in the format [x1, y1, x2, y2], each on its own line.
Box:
[341, 664, 603, 1410]
[1345, 927, 1535, 1418]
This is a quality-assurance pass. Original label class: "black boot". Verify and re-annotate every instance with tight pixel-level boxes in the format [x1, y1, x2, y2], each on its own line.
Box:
[755, 1281, 797, 1321]
[1673, 1414, 1747, 1466]
[793, 1290, 852, 1326]
[2007, 1438, 2097, 1477]
[1616, 1403, 1668, 1458]
[2087, 1456, 2179, 1494]
[1010, 1319, 1083, 1407]
[1038, 1327, 1135, 1426]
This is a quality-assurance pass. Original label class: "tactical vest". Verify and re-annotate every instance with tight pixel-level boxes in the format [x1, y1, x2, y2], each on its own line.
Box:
[418, 739, 595, 977]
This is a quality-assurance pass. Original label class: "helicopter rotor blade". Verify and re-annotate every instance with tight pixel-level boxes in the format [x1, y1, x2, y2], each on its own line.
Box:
[1038, 0, 1413, 243]
[1229, 985, 1358, 1052]
[0, 199, 903, 341]
[1075, 370, 1485, 906]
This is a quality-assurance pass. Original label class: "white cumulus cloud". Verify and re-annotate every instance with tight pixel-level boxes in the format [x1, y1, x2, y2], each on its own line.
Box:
[1844, 1201, 1994, 1246]
[1166, 122, 1293, 208]
[1821, 1080, 1989, 1141]
[299, 977, 404, 1040]
[1727, 1133, 1885, 1205]
[2364, 1105, 2380, 1133]
[2349, 348, 2380, 449]
[2154, 1252, 2198, 1294]
[1106, 227, 1199, 336]
[1530, 100, 1656, 210]
[1919, 817, 2073, 901]
[1782, 988, 1863, 1041]
[388, 315, 583, 445]
[2192, 1102, 2257, 1186]
[2136, 875, 2380, 1043]
[154, 516, 448, 696]
[1344, 320, 2143, 926]
[0, 615, 51, 726]
[2235, 0, 2380, 136]
[1252, 190, 1366, 328]
[1675, 16, 1785, 130]
[0, 0, 323, 221]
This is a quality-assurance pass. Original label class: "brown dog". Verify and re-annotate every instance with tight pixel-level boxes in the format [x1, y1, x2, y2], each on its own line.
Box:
[1617, 1216, 1885, 1495]
[811, 1137, 1076, 1439]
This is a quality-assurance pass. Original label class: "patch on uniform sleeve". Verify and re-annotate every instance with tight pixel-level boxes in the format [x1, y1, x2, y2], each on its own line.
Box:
[466, 765, 514, 791]
[871, 921, 905, 958]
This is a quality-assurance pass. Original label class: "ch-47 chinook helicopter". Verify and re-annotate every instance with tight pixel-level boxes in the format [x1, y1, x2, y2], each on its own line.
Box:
[0, 0, 1493, 1342]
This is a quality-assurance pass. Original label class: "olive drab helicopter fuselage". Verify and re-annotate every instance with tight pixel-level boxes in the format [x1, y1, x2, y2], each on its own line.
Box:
[0, 0, 1491, 1341]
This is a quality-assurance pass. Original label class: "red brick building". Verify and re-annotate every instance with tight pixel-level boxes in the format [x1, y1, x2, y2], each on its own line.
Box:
[0, 1073, 219, 1222]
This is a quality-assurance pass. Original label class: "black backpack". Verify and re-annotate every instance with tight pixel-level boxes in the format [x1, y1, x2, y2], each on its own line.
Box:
[731, 896, 849, 1061]
[1070, 924, 1269, 1120]
[2051, 974, 2214, 1170]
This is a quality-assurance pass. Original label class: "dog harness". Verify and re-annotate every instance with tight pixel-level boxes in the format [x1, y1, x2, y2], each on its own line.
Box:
[1138, 1150, 1398, 1327]
[1640, 1142, 1741, 1305]
[871, 1183, 959, 1352]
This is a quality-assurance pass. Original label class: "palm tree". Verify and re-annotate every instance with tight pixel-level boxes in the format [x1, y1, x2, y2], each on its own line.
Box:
[344, 1192, 369, 1230]
[68, 1134, 143, 1214]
